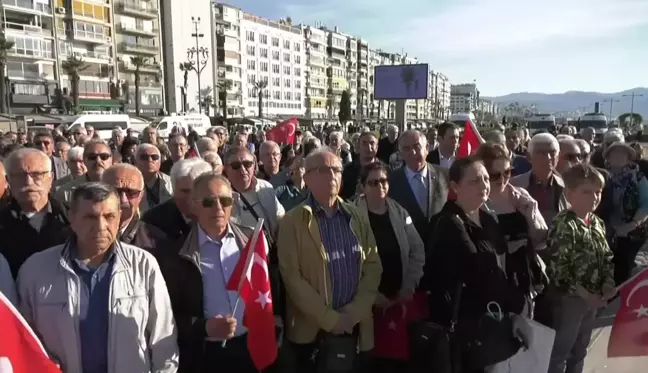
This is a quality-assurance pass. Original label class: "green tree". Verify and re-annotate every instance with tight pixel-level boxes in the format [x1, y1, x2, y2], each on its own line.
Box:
[217, 79, 232, 120]
[196, 86, 213, 115]
[619, 112, 643, 127]
[0, 37, 14, 113]
[254, 79, 268, 118]
[338, 90, 352, 123]
[61, 55, 89, 113]
[130, 56, 148, 116]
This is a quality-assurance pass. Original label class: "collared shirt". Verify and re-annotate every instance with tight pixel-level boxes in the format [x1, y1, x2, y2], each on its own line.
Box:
[309, 196, 360, 309]
[527, 173, 558, 223]
[198, 224, 247, 339]
[69, 243, 116, 373]
[405, 165, 430, 216]
[438, 150, 455, 169]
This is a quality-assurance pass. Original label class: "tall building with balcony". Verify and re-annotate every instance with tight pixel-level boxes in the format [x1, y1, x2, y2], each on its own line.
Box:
[239, 13, 305, 118]
[303, 25, 328, 119]
[114, 0, 164, 115]
[367, 48, 381, 120]
[325, 27, 349, 120]
[211, 2, 243, 117]
[1, 0, 58, 113]
[344, 33, 357, 120]
[429, 71, 450, 120]
[160, 0, 213, 113]
[356, 39, 369, 121]
[55, 0, 123, 112]
[450, 82, 479, 114]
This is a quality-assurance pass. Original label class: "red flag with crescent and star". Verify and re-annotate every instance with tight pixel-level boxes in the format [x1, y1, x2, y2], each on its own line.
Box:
[225, 226, 278, 370]
[608, 267, 648, 357]
[266, 117, 298, 144]
[0, 292, 61, 373]
[448, 120, 484, 200]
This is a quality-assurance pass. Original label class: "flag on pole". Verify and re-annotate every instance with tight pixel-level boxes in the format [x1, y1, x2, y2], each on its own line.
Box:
[225, 221, 278, 370]
[448, 120, 484, 200]
[266, 118, 298, 144]
[608, 267, 648, 357]
[0, 291, 61, 373]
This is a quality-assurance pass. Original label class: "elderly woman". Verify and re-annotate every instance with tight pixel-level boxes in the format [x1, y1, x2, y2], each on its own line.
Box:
[274, 156, 309, 212]
[591, 130, 624, 169]
[477, 143, 548, 316]
[354, 161, 424, 371]
[603, 141, 648, 284]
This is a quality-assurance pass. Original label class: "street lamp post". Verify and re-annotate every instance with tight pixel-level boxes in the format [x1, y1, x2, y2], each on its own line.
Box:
[603, 98, 620, 120]
[623, 92, 644, 116]
[188, 16, 209, 114]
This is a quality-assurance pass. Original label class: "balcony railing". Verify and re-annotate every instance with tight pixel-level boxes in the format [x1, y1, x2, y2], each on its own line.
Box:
[118, 23, 158, 35]
[120, 61, 160, 73]
[2, 0, 52, 14]
[2, 21, 49, 35]
[74, 31, 111, 44]
[117, 1, 158, 18]
[120, 42, 159, 55]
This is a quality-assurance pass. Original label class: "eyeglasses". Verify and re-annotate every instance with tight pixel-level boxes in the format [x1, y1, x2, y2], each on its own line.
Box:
[9, 171, 50, 182]
[200, 196, 234, 208]
[367, 178, 388, 187]
[489, 168, 512, 182]
[139, 154, 160, 161]
[306, 166, 343, 175]
[228, 160, 254, 170]
[116, 188, 142, 199]
[86, 153, 111, 161]
[34, 140, 51, 147]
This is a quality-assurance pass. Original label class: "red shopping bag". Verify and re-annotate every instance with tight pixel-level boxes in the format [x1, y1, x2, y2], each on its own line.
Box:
[373, 292, 429, 360]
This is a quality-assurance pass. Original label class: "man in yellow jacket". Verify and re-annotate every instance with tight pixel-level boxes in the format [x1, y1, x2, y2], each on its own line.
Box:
[278, 149, 381, 372]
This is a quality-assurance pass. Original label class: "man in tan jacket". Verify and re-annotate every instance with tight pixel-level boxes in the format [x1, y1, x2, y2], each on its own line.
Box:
[278, 149, 381, 372]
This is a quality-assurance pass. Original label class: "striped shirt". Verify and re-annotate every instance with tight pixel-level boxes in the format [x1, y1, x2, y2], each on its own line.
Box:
[310, 196, 361, 309]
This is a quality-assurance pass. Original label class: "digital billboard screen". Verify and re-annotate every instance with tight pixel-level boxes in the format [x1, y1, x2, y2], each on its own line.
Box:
[373, 64, 429, 100]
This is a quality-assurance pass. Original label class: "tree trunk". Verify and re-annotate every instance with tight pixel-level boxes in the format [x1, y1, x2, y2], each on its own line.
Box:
[258, 93, 263, 118]
[72, 77, 80, 112]
[0, 64, 7, 114]
[135, 72, 140, 116]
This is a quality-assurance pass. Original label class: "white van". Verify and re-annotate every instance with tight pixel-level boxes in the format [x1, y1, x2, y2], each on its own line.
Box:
[449, 112, 476, 126]
[527, 114, 556, 133]
[152, 114, 210, 138]
[63, 114, 131, 141]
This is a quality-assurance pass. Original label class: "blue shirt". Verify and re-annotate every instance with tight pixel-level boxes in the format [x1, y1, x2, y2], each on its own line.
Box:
[198, 224, 247, 338]
[70, 246, 115, 373]
[309, 196, 360, 309]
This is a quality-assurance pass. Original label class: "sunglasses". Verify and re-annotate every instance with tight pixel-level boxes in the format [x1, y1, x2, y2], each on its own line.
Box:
[367, 178, 388, 187]
[116, 188, 142, 199]
[86, 153, 111, 161]
[565, 153, 584, 162]
[139, 154, 160, 161]
[34, 140, 51, 147]
[228, 160, 254, 170]
[489, 168, 512, 182]
[200, 196, 234, 208]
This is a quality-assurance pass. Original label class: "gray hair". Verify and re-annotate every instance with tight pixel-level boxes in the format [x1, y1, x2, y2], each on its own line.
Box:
[102, 163, 143, 184]
[192, 171, 232, 193]
[135, 143, 160, 158]
[196, 137, 217, 155]
[4, 148, 51, 174]
[574, 139, 591, 155]
[67, 146, 84, 161]
[604, 130, 624, 144]
[202, 151, 223, 167]
[329, 131, 343, 141]
[223, 146, 255, 164]
[528, 133, 559, 154]
[305, 136, 321, 148]
[170, 158, 213, 187]
[303, 148, 337, 170]
[556, 134, 574, 141]
[259, 141, 279, 155]
[580, 127, 595, 137]
[70, 182, 118, 212]
[387, 124, 399, 133]
[398, 129, 427, 149]
[484, 130, 505, 144]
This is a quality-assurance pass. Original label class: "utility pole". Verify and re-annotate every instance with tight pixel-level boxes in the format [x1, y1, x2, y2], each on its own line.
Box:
[603, 98, 620, 120]
[188, 17, 209, 114]
[623, 92, 644, 116]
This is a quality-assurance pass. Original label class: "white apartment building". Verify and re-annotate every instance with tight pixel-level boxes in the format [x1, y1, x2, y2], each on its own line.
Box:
[450, 94, 473, 113]
[240, 14, 305, 118]
[303, 25, 328, 119]
[450, 83, 479, 114]
[356, 39, 369, 120]
[212, 2, 244, 117]
[160, 0, 213, 113]
[429, 71, 451, 120]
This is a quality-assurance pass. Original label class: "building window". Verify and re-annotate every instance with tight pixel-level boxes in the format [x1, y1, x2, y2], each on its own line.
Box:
[247, 74, 256, 84]
[246, 45, 255, 56]
[294, 42, 301, 52]
[6, 35, 53, 59]
[272, 51, 279, 60]
[272, 37, 279, 47]
[247, 60, 255, 70]
[283, 53, 290, 62]
[260, 34, 267, 44]
[294, 55, 300, 64]
[72, 0, 108, 22]
[260, 48, 268, 58]
[296, 92, 302, 101]
[283, 40, 290, 49]
[294, 67, 301, 77]
[284, 79, 290, 88]
[74, 21, 106, 41]
[260, 62, 268, 72]
[272, 77, 280, 87]
[284, 91, 292, 100]
[283, 66, 290, 75]
[246, 30, 255, 41]
[6, 61, 40, 79]
[273, 91, 280, 99]
[295, 80, 301, 89]
[272, 64, 279, 74]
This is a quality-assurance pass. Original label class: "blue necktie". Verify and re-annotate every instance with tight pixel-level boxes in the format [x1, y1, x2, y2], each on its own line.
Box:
[413, 174, 428, 216]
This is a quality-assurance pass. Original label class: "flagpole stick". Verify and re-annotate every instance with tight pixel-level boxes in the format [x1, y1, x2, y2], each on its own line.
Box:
[221, 219, 265, 348]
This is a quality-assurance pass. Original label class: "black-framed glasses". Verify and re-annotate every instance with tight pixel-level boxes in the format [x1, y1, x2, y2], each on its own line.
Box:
[489, 168, 512, 182]
[367, 178, 388, 187]
[228, 160, 254, 170]
[200, 196, 234, 208]
[116, 188, 142, 199]
[86, 153, 111, 161]
[9, 171, 50, 182]
[139, 154, 160, 161]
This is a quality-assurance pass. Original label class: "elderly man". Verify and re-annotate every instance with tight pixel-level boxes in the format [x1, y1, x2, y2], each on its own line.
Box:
[511, 133, 568, 223]
[135, 143, 173, 212]
[232, 132, 248, 148]
[54, 140, 70, 161]
[101, 164, 169, 253]
[17, 182, 179, 373]
[427, 121, 459, 168]
[202, 151, 223, 174]
[84, 124, 95, 139]
[591, 130, 624, 169]
[340, 131, 379, 200]
[71, 126, 87, 146]
[196, 137, 218, 156]
[161, 133, 189, 174]
[143, 126, 158, 145]
[0, 148, 70, 278]
[506, 128, 527, 156]
[56, 140, 113, 204]
[33, 131, 69, 181]
[258, 140, 288, 186]
[328, 131, 352, 165]
[556, 138, 583, 175]
[389, 129, 449, 238]
[53, 146, 87, 190]
[224, 146, 284, 237]
[142, 158, 212, 241]
[377, 124, 399, 163]
[277, 150, 381, 372]
[158, 172, 279, 373]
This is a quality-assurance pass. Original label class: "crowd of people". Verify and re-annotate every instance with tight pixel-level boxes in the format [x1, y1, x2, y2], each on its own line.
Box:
[0, 120, 646, 373]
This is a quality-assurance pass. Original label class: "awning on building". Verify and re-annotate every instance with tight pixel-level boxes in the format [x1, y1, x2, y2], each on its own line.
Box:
[78, 99, 123, 109]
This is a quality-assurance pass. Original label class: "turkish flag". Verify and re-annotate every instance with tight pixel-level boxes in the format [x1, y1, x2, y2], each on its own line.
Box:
[373, 292, 429, 360]
[226, 225, 278, 370]
[449, 120, 484, 200]
[266, 118, 298, 144]
[608, 267, 648, 357]
[0, 292, 61, 373]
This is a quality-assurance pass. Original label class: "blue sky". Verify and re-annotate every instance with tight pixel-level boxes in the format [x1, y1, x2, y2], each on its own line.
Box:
[225, 0, 648, 97]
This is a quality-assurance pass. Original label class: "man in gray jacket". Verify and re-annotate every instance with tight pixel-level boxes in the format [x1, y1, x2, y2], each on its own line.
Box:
[0, 253, 16, 306]
[17, 182, 179, 373]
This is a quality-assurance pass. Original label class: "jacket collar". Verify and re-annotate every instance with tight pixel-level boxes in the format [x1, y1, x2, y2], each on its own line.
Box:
[59, 236, 126, 274]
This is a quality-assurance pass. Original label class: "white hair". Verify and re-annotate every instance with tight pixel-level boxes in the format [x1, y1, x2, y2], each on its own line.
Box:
[303, 147, 337, 170]
[387, 124, 399, 133]
[67, 146, 85, 160]
[135, 143, 160, 158]
[574, 139, 591, 155]
[196, 137, 217, 154]
[170, 158, 213, 187]
[528, 133, 559, 154]
[556, 134, 574, 141]
[305, 136, 322, 147]
[329, 131, 343, 140]
[259, 140, 279, 154]
[4, 148, 51, 174]
[604, 130, 624, 144]
[398, 129, 428, 149]
[102, 163, 143, 184]
[202, 151, 223, 167]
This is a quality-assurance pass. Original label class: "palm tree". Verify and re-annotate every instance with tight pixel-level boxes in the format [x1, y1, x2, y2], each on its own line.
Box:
[217, 79, 232, 120]
[61, 55, 89, 113]
[179, 62, 193, 112]
[130, 56, 148, 116]
[0, 37, 15, 113]
[254, 79, 268, 118]
[196, 86, 213, 115]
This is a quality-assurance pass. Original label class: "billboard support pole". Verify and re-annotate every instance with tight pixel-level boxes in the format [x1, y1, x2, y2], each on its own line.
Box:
[395, 100, 406, 133]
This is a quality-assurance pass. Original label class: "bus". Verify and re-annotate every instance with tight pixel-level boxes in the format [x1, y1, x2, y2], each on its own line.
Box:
[578, 113, 608, 140]
[527, 114, 556, 133]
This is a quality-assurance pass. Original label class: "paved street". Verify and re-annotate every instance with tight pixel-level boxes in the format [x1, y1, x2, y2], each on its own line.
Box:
[583, 242, 648, 372]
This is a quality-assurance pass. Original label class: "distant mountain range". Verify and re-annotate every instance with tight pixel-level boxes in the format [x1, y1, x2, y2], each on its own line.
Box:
[485, 88, 648, 119]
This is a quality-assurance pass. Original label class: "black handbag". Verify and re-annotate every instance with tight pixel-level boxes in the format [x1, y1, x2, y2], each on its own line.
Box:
[314, 331, 358, 373]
